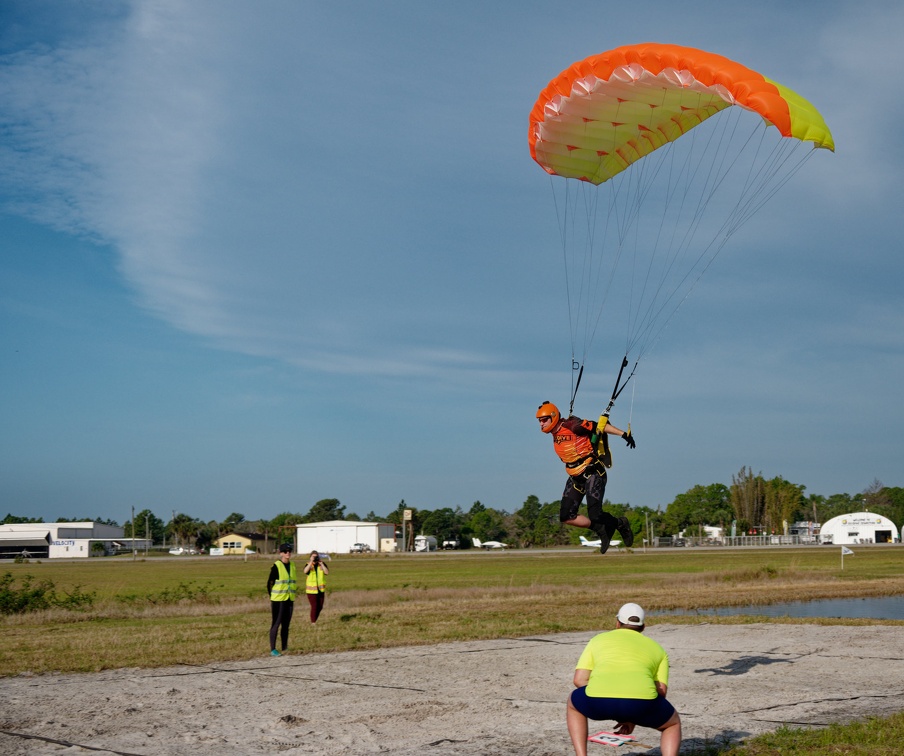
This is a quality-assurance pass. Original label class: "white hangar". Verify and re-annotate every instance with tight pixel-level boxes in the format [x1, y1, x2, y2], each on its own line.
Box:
[294, 520, 398, 554]
[819, 512, 898, 545]
[0, 521, 127, 559]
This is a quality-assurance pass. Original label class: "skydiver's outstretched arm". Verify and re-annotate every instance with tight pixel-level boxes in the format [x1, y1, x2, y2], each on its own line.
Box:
[601, 420, 636, 448]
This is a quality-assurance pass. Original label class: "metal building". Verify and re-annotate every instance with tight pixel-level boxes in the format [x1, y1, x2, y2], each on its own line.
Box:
[294, 521, 397, 554]
[0, 522, 128, 559]
[819, 512, 899, 545]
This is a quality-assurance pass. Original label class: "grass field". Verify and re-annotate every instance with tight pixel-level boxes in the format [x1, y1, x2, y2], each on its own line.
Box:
[3, 546, 904, 754]
[2, 545, 903, 677]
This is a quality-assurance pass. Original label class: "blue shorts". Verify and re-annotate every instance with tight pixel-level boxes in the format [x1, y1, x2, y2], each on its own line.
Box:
[570, 687, 676, 729]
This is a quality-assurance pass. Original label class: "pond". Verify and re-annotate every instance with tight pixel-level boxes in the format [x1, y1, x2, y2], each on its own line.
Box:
[665, 595, 904, 620]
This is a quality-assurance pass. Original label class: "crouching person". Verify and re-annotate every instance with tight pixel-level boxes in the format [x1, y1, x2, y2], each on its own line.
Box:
[566, 603, 681, 756]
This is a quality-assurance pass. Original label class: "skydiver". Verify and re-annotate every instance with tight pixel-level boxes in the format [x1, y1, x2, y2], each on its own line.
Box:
[536, 401, 635, 553]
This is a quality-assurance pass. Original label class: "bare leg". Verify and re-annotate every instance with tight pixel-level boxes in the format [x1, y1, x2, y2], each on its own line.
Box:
[657, 712, 682, 756]
[564, 514, 592, 529]
[566, 695, 589, 756]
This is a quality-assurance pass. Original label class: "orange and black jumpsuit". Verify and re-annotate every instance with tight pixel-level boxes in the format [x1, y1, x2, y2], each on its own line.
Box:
[553, 416, 618, 534]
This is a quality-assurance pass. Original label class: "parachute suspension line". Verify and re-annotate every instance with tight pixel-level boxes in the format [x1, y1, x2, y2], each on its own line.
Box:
[638, 109, 761, 360]
[585, 114, 669, 362]
[550, 175, 581, 381]
[569, 361, 584, 416]
[627, 118, 820, 364]
[577, 181, 600, 363]
[726, 133, 817, 236]
[597, 89, 721, 364]
[625, 104, 737, 359]
[585, 106, 702, 363]
[584, 165, 627, 360]
[627, 131, 696, 356]
[629, 378, 637, 428]
[628, 109, 757, 362]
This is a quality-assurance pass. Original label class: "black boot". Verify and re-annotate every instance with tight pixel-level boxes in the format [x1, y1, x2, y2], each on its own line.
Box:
[592, 521, 613, 554]
[615, 516, 634, 547]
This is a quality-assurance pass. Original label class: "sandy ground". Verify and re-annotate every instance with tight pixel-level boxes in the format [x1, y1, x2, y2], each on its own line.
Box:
[2, 623, 903, 755]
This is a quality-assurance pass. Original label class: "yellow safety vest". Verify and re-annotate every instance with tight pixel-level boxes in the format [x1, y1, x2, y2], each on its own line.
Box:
[270, 560, 298, 601]
[305, 565, 326, 594]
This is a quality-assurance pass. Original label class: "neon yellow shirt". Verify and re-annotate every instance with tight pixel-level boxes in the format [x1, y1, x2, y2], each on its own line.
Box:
[575, 628, 669, 699]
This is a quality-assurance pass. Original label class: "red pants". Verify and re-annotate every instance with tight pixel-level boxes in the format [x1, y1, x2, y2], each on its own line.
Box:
[307, 591, 325, 623]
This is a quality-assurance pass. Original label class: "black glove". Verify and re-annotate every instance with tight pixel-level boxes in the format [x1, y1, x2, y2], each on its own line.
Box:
[622, 431, 636, 449]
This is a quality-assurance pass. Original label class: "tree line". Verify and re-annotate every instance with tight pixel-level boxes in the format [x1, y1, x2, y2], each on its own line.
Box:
[4, 470, 902, 551]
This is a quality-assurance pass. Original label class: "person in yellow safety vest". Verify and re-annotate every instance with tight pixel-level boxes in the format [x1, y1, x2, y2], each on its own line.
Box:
[537, 401, 636, 554]
[303, 550, 329, 623]
[266, 544, 298, 656]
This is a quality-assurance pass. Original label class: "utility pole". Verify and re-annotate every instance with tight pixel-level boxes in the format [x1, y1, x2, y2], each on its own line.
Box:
[131, 505, 136, 561]
[403, 509, 412, 553]
[145, 514, 149, 557]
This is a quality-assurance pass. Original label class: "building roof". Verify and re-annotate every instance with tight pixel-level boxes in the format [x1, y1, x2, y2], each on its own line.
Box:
[821, 512, 897, 530]
[0, 529, 51, 542]
[295, 520, 387, 528]
[216, 532, 267, 542]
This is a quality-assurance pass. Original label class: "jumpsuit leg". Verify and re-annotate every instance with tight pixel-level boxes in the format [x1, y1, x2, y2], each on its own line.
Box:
[586, 469, 617, 534]
[559, 476, 584, 523]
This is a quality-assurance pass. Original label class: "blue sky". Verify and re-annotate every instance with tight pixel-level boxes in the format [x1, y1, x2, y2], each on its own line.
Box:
[2, 1, 902, 525]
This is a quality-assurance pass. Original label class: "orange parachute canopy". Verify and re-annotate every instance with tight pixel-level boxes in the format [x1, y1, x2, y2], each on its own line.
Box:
[529, 43, 834, 185]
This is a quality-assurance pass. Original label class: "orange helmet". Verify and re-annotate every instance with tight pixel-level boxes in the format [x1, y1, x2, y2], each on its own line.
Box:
[536, 401, 560, 433]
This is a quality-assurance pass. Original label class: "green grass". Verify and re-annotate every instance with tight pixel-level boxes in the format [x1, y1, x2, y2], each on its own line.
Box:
[1, 546, 903, 678]
[2, 547, 903, 752]
[711, 711, 904, 754]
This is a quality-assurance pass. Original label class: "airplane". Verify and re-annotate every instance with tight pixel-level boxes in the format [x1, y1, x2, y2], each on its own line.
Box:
[472, 537, 508, 549]
[579, 535, 622, 550]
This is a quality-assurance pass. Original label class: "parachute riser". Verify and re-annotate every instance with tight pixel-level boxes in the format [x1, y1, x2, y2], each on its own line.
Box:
[605, 355, 636, 415]
[568, 361, 583, 416]
[568, 355, 637, 418]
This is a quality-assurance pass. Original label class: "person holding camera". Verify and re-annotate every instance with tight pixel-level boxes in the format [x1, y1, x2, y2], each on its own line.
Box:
[267, 544, 298, 656]
[303, 550, 329, 623]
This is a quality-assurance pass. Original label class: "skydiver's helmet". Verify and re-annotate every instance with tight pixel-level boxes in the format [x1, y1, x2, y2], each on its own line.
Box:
[536, 401, 560, 433]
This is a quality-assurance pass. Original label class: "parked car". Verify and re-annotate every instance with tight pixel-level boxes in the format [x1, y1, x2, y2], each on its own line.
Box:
[349, 543, 372, 553]
[168, 547, 198, 555]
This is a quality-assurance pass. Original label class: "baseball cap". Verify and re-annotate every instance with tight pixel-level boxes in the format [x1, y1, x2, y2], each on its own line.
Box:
[278, 544, 293, 553]
[616, 602, 645, 627]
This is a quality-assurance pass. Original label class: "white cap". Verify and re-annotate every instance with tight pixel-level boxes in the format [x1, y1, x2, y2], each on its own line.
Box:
[616, 602, 645, 627]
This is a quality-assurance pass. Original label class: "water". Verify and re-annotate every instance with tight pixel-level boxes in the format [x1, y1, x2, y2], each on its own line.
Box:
[665, 595, 904, 620]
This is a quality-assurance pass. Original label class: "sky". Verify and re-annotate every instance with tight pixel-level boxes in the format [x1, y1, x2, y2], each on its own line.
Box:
[2, 0, 903, 526]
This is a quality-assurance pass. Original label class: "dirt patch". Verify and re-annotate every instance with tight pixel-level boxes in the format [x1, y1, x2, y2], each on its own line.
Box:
[1, 624, 903, 755]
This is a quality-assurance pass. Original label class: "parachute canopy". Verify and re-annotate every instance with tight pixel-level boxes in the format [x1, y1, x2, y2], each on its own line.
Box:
[529, 43, 834, 185]
[528, 43, 833, 411]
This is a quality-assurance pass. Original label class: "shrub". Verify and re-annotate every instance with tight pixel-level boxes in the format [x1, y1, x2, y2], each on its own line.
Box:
[115, 580, 221, 607]
[0, 572, 96, 614]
